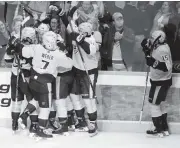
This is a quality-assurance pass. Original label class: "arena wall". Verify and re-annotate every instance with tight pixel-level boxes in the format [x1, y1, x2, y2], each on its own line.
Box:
[0, 68, 180, 133]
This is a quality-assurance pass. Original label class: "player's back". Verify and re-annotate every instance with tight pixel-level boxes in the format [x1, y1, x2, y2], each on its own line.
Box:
[32, 44, 64, 77]
[150, 44, 172, 81]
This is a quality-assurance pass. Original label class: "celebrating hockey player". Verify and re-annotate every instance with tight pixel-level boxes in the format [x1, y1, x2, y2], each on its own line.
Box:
[4, 26, 37, 133]
[8, 31, 73, 139]
[69, 22, 99, 136]
[141, 30, 172, 137]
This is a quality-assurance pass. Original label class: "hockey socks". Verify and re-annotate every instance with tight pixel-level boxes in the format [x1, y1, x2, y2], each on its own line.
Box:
[11, 112, 20, 132]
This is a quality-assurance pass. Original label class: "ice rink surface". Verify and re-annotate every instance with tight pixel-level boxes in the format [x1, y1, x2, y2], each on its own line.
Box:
[0, 127, 179, 148]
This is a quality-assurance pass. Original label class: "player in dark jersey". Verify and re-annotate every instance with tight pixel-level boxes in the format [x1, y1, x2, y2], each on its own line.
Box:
[142, 30, 172, 137]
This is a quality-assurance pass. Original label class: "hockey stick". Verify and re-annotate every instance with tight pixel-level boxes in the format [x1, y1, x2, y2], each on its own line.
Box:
[68, 20, 99, 104]
[139, 67, 149, 123]
[139, 35, 161, 123]
[14, 16, 30, 112]
[4, 2, 11, 38]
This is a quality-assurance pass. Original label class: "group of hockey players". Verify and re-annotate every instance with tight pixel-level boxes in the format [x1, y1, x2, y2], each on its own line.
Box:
[1, 1, 174, 139]
[3, 2, 100, 139]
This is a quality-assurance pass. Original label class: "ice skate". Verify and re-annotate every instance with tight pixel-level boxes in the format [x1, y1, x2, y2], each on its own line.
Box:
[88, 121, 98, 137]
[146, 129, 164, 138]
[68, 114, 76, 131]
[18, 117, 27, 130]
[75, 118, 88, 132]
[34, 126, 53, 141]
[12, 120, 18, 134]
[52, 122, 69, 136]
[49, 118, 60, 131]
[29, 123, 38, 138]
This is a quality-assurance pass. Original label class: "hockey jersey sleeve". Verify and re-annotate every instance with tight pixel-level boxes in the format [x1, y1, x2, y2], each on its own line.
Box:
[21, 45, 36, 59]
[57, 51, 73, 69]
[159, 50, 172, 71]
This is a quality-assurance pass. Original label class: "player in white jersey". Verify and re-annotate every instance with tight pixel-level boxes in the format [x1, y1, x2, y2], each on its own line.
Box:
[9, 31, 73, 138]
[141, 30, 172, 137]
[4, 25, 37, 133]
[70, 22, 99, 136]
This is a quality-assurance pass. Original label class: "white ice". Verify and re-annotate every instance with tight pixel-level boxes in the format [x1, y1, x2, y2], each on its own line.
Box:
[0, 127, 179, 148]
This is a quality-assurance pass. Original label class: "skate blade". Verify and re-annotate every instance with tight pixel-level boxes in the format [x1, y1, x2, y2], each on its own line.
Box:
[53, 132, 69, 136]
[68, 125, 75, 131]
[12, 129, 20, 135]
[34, 135, 53, 142]
[89, 131, 98, 137]
[29, 133, 36, 138]
[75, 127, 88, 132]
[146, 133, 164, 138]
[163, 131, 170, 136]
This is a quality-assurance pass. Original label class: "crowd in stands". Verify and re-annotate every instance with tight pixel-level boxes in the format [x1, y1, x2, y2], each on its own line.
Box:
[0, 1, 180, 73]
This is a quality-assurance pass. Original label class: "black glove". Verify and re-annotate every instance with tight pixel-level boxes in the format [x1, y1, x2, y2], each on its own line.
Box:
[9, 36, 21, 48]
[76, 34, 86, 44]
[146, 56, 159, 68]
[6, 44, 15, 55]
[141, 38, 151, 56]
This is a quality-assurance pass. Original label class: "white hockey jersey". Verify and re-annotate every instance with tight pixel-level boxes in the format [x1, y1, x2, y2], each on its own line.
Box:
[72, 35, 98, 71]
[4, 33, 31, 76]
[22, 44, 73, 77]
[4, 52, 32, 76]
[150, 44, 172, 81]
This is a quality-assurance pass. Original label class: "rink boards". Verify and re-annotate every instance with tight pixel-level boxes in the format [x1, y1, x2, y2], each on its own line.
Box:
[1, 69, 180, 133]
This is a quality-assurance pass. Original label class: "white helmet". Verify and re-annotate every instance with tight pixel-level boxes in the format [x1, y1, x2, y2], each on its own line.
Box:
[151, 30, 166, 44]
[44, 31, 57, 40]
[21, 27, 36, 44]
[42, 31, 57, 51]
[37, 23, 50, 36]
[78, 22, 93, 36]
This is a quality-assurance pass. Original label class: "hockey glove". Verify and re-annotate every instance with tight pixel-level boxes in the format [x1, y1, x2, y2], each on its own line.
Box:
[141, 38, 151, 56]
[146, 56, 159, 68]
[9, 36, 20, 47]
[76, 34, 87, 44]
[6, 44, 15, 55]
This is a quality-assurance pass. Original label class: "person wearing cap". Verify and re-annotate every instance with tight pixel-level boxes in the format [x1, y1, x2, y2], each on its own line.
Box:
[100, 12, 127, 71]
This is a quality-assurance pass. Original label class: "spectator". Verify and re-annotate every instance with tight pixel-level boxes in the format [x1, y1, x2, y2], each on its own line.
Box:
[172, 23, 180, 73]
[50, 15, 66, 42]
[168, 2, 180, 73]
[74, 1, 99, 25]
[100, 12, 126, 71]
[150, 1, 175, 35]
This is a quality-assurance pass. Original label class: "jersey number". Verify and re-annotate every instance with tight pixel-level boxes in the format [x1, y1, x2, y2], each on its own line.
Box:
[162, 55, 168, 61]
[41, 60, 49, 69]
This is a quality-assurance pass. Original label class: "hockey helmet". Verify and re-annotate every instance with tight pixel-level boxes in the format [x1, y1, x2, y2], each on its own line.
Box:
[42, 31, 57, 51]
[37, 23, 50, 36]
[78, 22, 93, 36]
[151, 30, 166, 44]
[21, 27, 37, 44]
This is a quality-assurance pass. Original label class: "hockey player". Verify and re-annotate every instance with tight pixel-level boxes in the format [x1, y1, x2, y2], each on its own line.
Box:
[4, 27, 37, 133]
[9, 31, 73, 138]
[141, 30, 172, 137]
[36, 23, 50, 43]
[70, 22, 99, 136]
